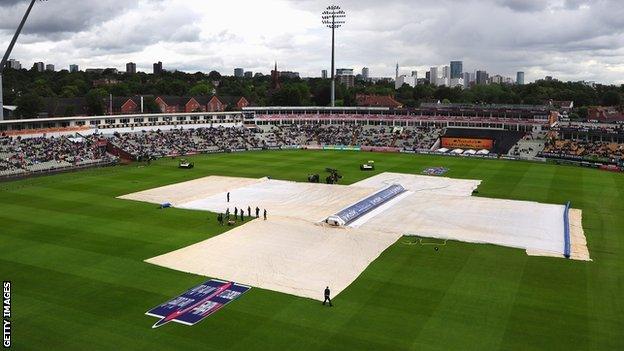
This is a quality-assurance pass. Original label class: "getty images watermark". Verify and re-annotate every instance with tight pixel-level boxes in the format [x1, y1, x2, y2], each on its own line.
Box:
[3, 281, 10, 348]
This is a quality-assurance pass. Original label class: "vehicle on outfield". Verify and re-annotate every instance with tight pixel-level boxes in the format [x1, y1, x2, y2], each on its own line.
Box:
[178, 159, 194, 169]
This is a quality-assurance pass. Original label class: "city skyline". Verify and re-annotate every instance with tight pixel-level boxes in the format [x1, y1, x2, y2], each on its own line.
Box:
[1, 0, 623, 84]
[0, 56, 558, 89]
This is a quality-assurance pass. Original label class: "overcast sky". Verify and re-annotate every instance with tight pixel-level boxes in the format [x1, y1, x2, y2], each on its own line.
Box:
[1, 0, 623, 84]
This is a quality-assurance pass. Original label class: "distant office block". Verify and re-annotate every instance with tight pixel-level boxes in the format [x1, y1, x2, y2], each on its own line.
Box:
[336, 68, 355, 88]
[476, 70, 489, 85]
[126, 62, 137, 74]
[34, 62, 45, 72]
[450, 61, 463, 79]
[362, 67, 370, 80]
[7, 59, 21, 70]
[153, 61, 163, 75]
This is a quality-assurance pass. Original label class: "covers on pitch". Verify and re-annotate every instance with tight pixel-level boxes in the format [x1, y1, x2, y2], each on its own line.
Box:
[146, 217, 402, 301]
[123, 172, 590, 303]
[360, 193, 567, 255]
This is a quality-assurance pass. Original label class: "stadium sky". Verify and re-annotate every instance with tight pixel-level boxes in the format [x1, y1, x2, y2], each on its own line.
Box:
[0, 0, 623, 84]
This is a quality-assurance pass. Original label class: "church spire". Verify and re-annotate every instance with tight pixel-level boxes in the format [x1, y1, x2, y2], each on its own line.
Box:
[271, 61, 281, 90]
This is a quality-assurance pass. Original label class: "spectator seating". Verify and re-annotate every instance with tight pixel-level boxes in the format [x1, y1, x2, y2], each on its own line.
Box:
[0, 134, 115, 178]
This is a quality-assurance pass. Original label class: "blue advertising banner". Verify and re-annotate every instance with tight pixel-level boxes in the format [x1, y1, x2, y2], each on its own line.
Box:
[146, 279, 251, 328]
[334, 184, 406, 225]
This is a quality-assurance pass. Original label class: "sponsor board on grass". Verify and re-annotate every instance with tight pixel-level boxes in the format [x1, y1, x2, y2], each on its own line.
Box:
[146, 279, 250, 328]
[322, 145, 361, 151]
[422, 167, 449, 176]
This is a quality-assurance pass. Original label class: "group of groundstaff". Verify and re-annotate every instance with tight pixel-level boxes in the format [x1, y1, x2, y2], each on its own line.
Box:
[216, 192, 267, 226]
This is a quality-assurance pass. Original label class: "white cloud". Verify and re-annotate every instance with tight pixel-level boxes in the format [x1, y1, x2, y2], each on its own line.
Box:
[0, 0, 623, 84]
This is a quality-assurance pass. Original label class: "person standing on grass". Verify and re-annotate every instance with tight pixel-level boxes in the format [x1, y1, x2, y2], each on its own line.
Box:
[227, 192, 230, 202]
[225, 208, 230, 220]
[263, 209, 267, 220]
[240, 211, 244, 222]
[247, 206, 251, 217]
[217, 213, 222, 226]
[323, 286, 333, 307]
[234, 207, 238, 217]
[255, 207, 260, 218]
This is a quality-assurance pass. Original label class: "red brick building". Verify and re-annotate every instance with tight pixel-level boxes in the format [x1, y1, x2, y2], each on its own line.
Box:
[588, 106, 624, 123]
[155, 95, 251, 113]
[154, 96, 184, 113]
[355, 94, 403, 109]
[106, 96, 144, 115]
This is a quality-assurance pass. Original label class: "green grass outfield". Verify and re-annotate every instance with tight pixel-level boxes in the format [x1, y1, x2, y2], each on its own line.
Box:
[1, 150, 622, 350]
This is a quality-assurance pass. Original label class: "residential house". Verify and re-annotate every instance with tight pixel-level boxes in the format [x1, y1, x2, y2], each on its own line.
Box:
[155, 95, 251, 113]
[355, 94, 403, 109]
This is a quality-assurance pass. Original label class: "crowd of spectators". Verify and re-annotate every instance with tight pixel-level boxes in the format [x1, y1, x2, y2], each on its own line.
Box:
[396, 127, 443, 150]
[258, 125, 315, 146]
[108, 126, 265, 159]
[558, 122, 624, 134]
[508, 132, 547, 158]
[259, 124, 441, 150]
[359, 127, 395, 147]
[542, 139, 624, 160]
[5, 122, 622, 179]
[0, 134, 114, 176]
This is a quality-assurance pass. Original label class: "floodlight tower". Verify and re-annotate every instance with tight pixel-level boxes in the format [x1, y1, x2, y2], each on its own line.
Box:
[0, 0, 47, 120]
[322, 5, 346, 107]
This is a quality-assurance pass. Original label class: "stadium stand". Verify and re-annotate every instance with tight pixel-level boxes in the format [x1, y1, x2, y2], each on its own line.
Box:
[3, 113, 623, 180]
[540, 123, 624, 162]
[0, 134, 115, 178]
[107, 127, 265, 159]
[542, 140, 624, 159]
[257, 124, 442, 150]
[508, 131, 547, 158]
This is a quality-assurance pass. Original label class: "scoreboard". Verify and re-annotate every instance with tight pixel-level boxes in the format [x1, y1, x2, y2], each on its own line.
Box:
[441, 137, 494, 150]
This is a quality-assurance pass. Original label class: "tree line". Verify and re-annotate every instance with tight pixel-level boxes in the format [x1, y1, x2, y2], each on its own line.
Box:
[2, 67, 623, 119]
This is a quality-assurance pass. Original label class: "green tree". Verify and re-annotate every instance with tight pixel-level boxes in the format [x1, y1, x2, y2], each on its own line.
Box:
[109, 83, 131, 97]
[143, 98, 161, 113]
[189, 83, 212, 96]
[60, 85, 80, 98]
[602, 91, 621, 106]
[413, 84, 435, 103]
[208, 71, 222, 81]
[63, 105, 76, 116]
[15, 92, 44, 118]
[271, 84, 304, 106]
[396, 84, 414, 101]
[85, 88, 107, 115]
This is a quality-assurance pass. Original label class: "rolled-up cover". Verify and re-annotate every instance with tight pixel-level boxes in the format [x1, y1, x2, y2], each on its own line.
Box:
[326, 184, 406, 226]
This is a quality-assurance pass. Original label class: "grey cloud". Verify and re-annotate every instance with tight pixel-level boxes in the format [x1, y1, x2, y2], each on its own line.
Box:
[495, 0, 550, 12]
[0, 0, 145, 35]
[1, 0, 624, 84]
[56, 1, 202, 55]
